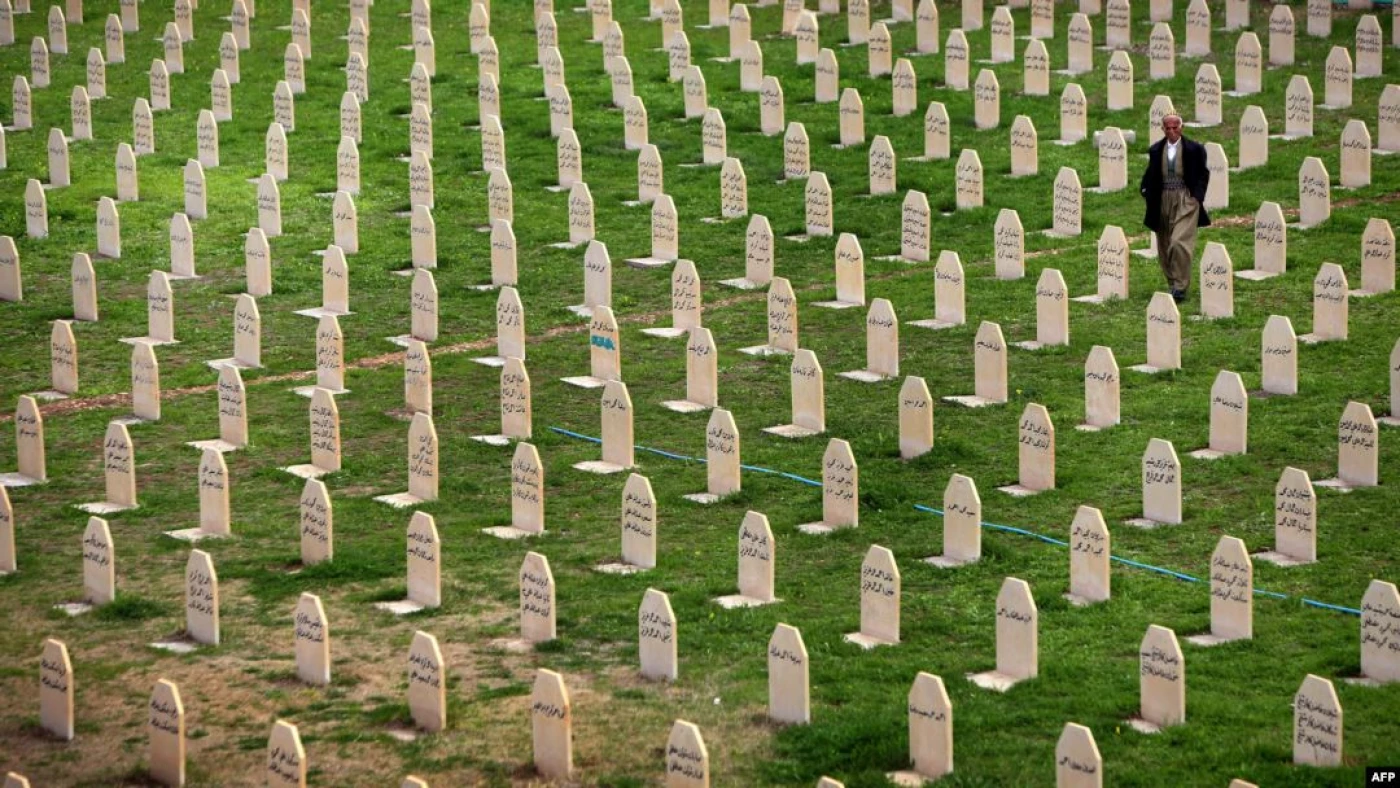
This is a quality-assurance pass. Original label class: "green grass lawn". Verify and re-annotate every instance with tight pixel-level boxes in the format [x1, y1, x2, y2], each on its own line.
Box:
[0, 0, 1399, 785]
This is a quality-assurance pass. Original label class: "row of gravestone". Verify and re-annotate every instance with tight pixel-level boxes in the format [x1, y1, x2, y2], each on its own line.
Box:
[21, 518, 1397, 784]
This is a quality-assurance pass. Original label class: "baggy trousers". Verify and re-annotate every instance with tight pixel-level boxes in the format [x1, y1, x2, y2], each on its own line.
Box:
[1156, 189, 1199, 293]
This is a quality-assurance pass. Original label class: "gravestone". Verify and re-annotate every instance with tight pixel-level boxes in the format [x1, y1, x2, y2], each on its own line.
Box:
[116, 143, 138, 200]
[638, 588, 677, 680]
[528, 670, 573, 782]
[805, 172, 834, 237]
[1317, 401, 1380, 490]
[79, 421, 135, 512]
[47, 320, 77, 396]
[1297, 157, 1331, 228]
[127, 342, 160, 422]
[40, 639, 73, 740]
[95, 197, 120, 260]
[815, 234, 864, 309]
[1107, 50, 1133, 111]
[401, 340, 433, 417]
[31, 37, 49, 89]
[314, 315, 346, 394]
[283, 389, 341, 479]
[265, 123, 288, 181]
[12, 77, 31, 131]
[1066, 15, 1093, 75]
[1354, 14, 1381, 77]
[1194, 241, 1234, 318]
[841, 299, 898, 381]
[292, 593, 331, 685]
[71, 254, 96, 321]
[893, 58, 917, 115]
[1185, 0, 1210, 55]
[1067, 506, 1110, 604]
[1189, 535, 1252, 643]
[1358, 218, 1395, 295]
[1010, 115, 1038, 176]
[1231, 33, 1261, 95]
[764, 350, 825, 437]
[1308, 0, 1330, 36]
[1, 396, 45, 486]
[994, 209, 1023, 278]
[1360, 580, 1400, 683]
[245, 230, 271, 297]
[1079, 346, 1120, 430]
[810, 49, 842, 105]
[840, 89, 865, 147]
[575, 381, 635, 474]
[1129, 438, 1182, 526]
[1055, 724, 1101, 787]
[702, 108, 726, 165]
[1340, 120, 1371, 189]
[197, 111, 220, 170]
[1203, 143, 1229, 209]
[404, 631, 447, 734]
[739, 40, 762, 92]
[294, 478, 329, 565]
[1050, 168, 1083, 236]
[665, 720, 708, 786]
[1149, 23, 1175, 80]
[46, 130, 68, 188]
[1193, 64, 1222, 126]
[132, 98, 155, 155]
[760, 77, 784, 136]
[70, 85, 91, 141]
[660, 326, 717, 413]
[567, 183, 593, 247]
[944, 322, 1008, 407]
[490, 221, 516, 287]
[1269, 5, 1295, 66]
[920, 101, 951, 159]
[266, 721, 305, 787]
[1260, 315, 1298, 395]
[974, 70, 1000, 129]
[1082, 224, 1129, 301]
[956, 149, 984, 209]
[898, 377, 934, 458]
[725, 214, 774, 289]
[1293, 675, 1343, 766]
[1323, 46, 1351, 109]
[1255, 466, 1318, 566]
[945, 29, 969, 89]
[0, 489, 12, 573]
[0, 239, 17, 303]
[989, 6, 1013, 62]
[519, 552, 556, 642]
[1106, 0, 1130, 47]
[1129, 293, 1181, 373]
[797, 438, 858, 534]
[768, 624, 810, 724]
[1134, 625, 1185, 732]
[713, 511, 779, 607]
[1300, 263, 1348, 343]
[81, 516, 114, 605]
[869, 22, 892, 76]
[909, 250, 966, 330]
[149, 679, 184, 786]
[1378, 86, 1399, 152]
[1238, 201, 1287, 280]
[1018, 268, 1069, 348]
[719, 158, 747, 218]
[962, 0, 981, 30]
[1189, 371, 1248, 459]
[795, 11, 819, 64]
[844, 544, 900, 648]
[969, 577, 1038, 690]
[1004, 403, 1055, 494]
[682, 66, 707, 119]
[184, 548, 219, 645]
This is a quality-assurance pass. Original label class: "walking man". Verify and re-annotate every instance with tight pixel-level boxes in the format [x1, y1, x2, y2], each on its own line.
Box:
[1140, 114, 1210, 303]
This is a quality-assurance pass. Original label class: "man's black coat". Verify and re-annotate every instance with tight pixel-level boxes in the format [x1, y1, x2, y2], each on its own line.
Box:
[1139, 136, 1212, 232]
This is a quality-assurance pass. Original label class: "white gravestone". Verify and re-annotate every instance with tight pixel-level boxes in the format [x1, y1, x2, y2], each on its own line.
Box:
[1128, 438, 1182, 527]
[968, 577, 1037, 691]
[1133, 625, 1185, 733]
[1299, 263, 1348, 343]
[1293, 675, 1343, 766]
[1260, 315, 1297, 395]
[898, 376, 934, 458]
[764, 349, 825, 438]
[1255, 466, 1317, 566]
[797, 438, 858, 534]
[944, 322, 1008, 407]
[1317, 401, 1379, 491]
[768, 624, 810, 724]
[715, 511, 779, 607]
[1128, 293, 1181, 373]
[1067, 506, 1111, 604]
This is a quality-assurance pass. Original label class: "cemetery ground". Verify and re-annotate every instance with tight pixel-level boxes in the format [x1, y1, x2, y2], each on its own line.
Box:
[0, 0, 1399, 785]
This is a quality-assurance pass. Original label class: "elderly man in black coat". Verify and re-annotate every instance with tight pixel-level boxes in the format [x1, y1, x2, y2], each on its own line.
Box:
[1140, 114, 1210, 303]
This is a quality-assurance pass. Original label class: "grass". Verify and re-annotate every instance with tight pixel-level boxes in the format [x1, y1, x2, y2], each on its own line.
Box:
[0, 0, 1399, 785]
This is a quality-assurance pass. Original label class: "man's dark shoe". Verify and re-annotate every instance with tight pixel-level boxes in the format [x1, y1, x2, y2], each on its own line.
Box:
[1171, 289, 1186, 303]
